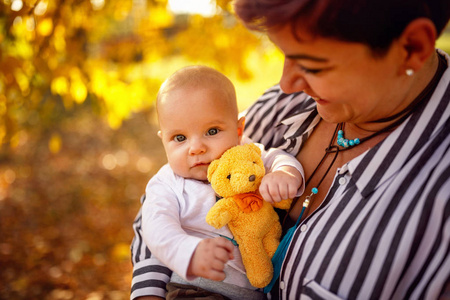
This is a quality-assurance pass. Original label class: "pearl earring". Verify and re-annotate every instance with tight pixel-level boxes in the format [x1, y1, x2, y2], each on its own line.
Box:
[406, 69, 414, 76]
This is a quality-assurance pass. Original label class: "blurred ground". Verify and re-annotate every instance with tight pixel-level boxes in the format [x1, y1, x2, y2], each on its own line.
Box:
[0, 108, 166, 300]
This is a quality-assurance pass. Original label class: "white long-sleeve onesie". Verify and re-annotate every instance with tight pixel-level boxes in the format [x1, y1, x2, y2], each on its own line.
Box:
[142, 142, 304, 289]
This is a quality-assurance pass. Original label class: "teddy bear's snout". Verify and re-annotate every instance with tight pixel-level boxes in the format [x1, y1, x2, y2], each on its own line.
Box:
[249, 175, 256, 182]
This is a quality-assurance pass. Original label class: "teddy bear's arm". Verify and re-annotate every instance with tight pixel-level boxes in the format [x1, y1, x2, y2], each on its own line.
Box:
[205, 198, 235, 229]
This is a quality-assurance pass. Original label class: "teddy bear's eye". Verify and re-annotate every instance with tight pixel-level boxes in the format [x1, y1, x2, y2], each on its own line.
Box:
[253, 161, 256, 164]
[227, 174, 231, 180]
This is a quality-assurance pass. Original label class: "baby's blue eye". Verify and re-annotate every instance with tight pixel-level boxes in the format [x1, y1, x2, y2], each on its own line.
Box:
[207, 128, 219, 136]
[174, 135, 186, 142]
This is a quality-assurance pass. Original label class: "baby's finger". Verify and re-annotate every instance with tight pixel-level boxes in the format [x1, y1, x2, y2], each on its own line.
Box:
[258, 183, 271, 202]
[214, 237, 234, 256]
[211, 257, 226, 272]
[268, 184, 283, 202]
[210, 237, 233, 262]
[277, 184, 290, 200]
[214, 245, 234, 264]
[288, 184, 298, 199]
[216, 237, 234, 251]
[205, 269, 226, 282]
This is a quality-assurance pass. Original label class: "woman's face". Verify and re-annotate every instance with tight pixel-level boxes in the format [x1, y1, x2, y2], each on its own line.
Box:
[268, 24, 412, 125]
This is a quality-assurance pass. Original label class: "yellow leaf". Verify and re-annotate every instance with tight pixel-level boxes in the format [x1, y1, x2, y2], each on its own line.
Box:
[214, 32, 230, 48]
[37, 18, 53, 36]
[149, 6, 174, 28]
[49, 133, 62, 154]
[0, 95, 6, 116]
[0, 125, 5, 146]
[90, 69, 108, 96]
[13, 69, 29, 94]
[70, 80, 87, 103]
[107, 113, 122, 130]
[51, 76, 69, 95]
[111, 243, 130, 261]
[53, 26, 66, 52]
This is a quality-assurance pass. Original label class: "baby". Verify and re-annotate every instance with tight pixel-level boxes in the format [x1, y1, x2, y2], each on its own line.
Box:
[142, 65, 304, 299]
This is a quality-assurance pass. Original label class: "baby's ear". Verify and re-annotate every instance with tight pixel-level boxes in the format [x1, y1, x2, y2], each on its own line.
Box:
[207, 159, 220, 182]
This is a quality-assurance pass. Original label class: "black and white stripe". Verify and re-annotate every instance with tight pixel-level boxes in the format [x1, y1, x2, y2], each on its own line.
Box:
[130, 51, 450, 299]
[278, 51, 450, 299]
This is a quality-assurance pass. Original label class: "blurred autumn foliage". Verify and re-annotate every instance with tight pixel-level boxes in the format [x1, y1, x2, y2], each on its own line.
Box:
[0, 0, 283, 299]
[1, 0, 449, 298]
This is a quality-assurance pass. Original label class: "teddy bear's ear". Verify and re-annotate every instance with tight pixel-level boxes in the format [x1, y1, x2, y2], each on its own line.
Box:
[248, 143, 262, 156]
[207, 159, 220, 182]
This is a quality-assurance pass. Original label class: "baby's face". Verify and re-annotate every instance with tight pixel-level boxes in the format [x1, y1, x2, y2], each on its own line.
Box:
[158, 86, 243, 181]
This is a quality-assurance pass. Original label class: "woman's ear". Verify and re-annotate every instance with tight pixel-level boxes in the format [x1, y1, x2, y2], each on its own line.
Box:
[237, 116, 245, 142]
[399, 18, 437, 73]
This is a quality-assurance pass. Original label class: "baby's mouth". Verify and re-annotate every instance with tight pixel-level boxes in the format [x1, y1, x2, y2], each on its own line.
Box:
[192, 162, 209, 168]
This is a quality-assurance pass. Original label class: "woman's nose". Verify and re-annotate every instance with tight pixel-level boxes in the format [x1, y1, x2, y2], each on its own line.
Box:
[279, 58, 309, 94]
[189, 138, 206, 155]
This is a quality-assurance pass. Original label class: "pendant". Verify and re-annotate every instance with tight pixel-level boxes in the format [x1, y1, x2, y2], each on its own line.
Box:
[337, 129, 360, 148]
[304, 187, 318, 207]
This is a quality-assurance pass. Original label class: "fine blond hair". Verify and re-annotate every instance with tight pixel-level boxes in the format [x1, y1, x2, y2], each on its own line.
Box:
[156, 65, 238, 117]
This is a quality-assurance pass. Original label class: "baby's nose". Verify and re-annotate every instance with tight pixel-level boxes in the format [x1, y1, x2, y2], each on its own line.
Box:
[249, 175, 255, 182]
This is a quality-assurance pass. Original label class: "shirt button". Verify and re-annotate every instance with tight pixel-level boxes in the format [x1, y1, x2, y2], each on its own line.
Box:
[300, 224, 308, 232]
[279, 281, 285, 289]
[339, 164, 349, 174]
[339, 177, 347, 185]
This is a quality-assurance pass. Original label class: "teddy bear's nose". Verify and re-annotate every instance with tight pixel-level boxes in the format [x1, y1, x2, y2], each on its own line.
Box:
[249, 175, 256, 182]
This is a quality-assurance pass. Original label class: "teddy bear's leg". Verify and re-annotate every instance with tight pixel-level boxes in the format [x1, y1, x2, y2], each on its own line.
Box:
[239, 238, 273, 288]
[262, 222, 282, 259]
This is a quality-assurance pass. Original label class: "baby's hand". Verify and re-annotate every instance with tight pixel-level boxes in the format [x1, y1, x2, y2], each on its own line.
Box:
[187, 237, 234, 281]
[259, 166, 302, 204]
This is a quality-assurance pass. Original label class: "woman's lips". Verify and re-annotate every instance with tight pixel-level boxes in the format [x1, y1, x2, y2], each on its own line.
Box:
[312, 97, 328, 105]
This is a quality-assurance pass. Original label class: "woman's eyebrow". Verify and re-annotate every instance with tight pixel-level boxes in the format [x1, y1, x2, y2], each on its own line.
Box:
[286, 54, 328, 62]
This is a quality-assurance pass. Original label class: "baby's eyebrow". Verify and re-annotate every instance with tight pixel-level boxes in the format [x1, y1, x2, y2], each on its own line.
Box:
[164, 129, 183, 137]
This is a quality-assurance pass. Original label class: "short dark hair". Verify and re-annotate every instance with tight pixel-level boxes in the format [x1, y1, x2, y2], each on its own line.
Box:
[234, 0, 450, 54]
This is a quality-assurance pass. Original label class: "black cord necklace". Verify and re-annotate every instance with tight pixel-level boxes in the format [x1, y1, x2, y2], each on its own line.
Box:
[284, 52, 447, 226]
[268, 53, 447, 293]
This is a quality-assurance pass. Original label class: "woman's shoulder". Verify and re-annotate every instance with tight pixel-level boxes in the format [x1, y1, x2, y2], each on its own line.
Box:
[242, 84, 316, 130]
[244, 84, 313, 115]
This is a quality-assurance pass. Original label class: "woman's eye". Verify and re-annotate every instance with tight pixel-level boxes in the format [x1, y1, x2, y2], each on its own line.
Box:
[207, 128, 219, 136]
[299, 66, 322, 74]
[174, 135, 186, 142]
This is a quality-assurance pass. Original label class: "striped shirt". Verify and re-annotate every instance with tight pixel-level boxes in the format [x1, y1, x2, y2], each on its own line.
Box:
[130, 50, 450, 299]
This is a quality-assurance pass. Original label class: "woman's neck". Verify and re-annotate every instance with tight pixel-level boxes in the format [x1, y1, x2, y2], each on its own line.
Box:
[346, 51, 442, 139]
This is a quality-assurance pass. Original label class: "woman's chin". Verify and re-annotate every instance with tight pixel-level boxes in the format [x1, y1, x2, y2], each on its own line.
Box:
[317, 107, 347, 124]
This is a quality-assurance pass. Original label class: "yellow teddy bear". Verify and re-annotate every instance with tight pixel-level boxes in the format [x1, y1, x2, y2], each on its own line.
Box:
[206, 143, 292, 288]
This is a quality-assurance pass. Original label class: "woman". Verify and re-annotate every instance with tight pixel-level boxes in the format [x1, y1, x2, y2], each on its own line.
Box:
[131, 0, 450, 299]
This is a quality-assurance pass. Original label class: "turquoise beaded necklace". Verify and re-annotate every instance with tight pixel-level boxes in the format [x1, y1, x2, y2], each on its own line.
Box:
[307, 51, 447, 202]
[337, 123, 361, 148]
[264, 52, 447, 294]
